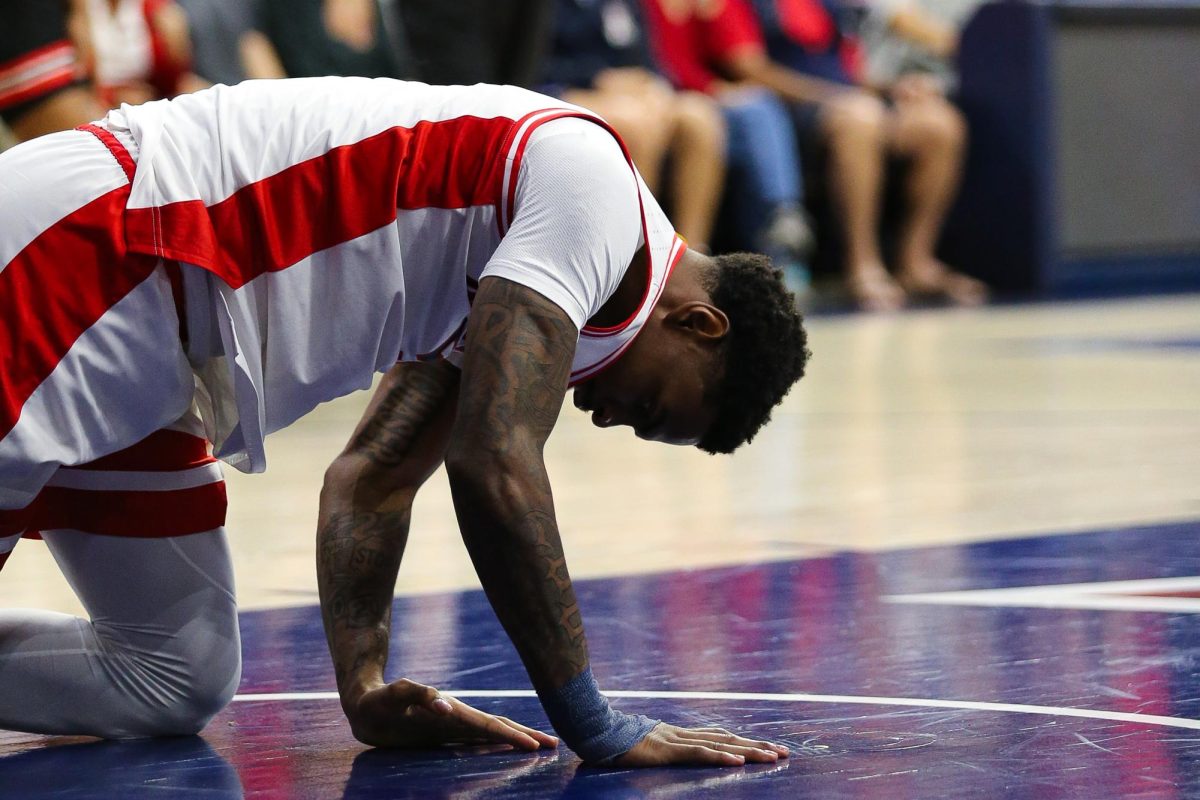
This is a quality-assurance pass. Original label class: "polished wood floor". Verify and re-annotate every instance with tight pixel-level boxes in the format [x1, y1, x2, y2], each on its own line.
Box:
[4, 293, 1198, 613]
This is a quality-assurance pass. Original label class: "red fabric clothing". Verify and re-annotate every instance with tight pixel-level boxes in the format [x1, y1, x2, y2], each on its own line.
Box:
[640, 0, 766, 94]
[777, 0, 835, 50]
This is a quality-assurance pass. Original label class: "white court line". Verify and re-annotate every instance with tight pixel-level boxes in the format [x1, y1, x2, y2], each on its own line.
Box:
[885, 576, 1200, 614]
[231, 689, 1200, 731]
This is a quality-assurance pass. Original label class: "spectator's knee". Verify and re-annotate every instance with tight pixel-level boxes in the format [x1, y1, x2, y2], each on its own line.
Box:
[672, 91, 727, 151]
[903, 96, 967, 153]
[822, 91, 888, 144]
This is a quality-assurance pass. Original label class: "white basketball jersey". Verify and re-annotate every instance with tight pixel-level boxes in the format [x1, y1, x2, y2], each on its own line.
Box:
[104, 78, 685, 472]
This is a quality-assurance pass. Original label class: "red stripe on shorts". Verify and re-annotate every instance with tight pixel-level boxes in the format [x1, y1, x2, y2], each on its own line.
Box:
[72, 429, 214, 472]
[30, 481, 228, 538]
[0, 187, 158, 442]
[124, 115, 516, 289]
[0, 507, 34, 538]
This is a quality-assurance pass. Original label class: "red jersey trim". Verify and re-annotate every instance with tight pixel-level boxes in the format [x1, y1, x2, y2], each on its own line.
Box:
[569, 233, 687, 386]
[496, 108, 658, 340]
[78, 123, 136, 181]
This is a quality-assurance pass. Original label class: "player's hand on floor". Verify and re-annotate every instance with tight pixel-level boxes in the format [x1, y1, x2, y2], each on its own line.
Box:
[612, 723, 789, 767]
[346, 678, 559, 751]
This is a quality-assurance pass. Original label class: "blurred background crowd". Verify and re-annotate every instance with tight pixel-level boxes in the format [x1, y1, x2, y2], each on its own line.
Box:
[4, 0, 1196, 311]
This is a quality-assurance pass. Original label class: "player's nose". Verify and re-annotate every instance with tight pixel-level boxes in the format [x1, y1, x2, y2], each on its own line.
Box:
[591, 405, 617, 428]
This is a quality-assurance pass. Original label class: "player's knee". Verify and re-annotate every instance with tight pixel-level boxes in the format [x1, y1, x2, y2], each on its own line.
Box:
[90, 602, 242, 737]
[176, 645, 241, 733]
[134, 637, 242, 736]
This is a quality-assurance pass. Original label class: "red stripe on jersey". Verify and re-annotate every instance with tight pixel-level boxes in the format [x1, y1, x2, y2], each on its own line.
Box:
[124, 115, 516, 289]
[31, 481, 228, 538]
[71, 429, 214, 472]
[0, 186, 157, 442]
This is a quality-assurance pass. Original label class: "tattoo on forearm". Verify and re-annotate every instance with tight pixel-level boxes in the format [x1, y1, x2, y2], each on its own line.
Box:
[317, 362, 459, 696]
[319, 509, 408, 690]
[450, 278, 589, 687]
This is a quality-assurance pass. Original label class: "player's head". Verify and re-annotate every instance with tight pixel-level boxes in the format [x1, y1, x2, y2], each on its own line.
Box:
[572, 249, 809, 453]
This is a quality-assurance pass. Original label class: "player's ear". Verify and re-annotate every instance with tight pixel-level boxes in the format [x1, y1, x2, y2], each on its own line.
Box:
[665, 302, 729, 342]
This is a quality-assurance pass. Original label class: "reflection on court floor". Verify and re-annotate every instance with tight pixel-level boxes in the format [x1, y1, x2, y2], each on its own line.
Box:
[5, 519, 1200, 798]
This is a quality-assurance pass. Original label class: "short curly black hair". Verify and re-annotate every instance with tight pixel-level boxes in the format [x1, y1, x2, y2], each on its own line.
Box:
[698, 252, 810, 455]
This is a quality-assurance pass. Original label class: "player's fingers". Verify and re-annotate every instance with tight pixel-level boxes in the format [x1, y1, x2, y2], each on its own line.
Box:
[668, 743, 745, 766]
[670, 730, 777, 759]
[494, 715, 559, 748]
[448, 702, 542, 751]
[380, 678, 453, 715]
[672, 736, 778, 763]
[678, 728, 789, 757]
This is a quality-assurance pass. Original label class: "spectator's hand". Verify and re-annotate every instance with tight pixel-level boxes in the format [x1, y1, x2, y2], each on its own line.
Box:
[345, 678, 559, 751]
[889, 73, 944, 103]
[612, 723, 789, 767]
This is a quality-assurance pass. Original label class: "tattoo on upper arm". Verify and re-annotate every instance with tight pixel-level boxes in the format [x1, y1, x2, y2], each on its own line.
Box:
[455, 280, 577, 456]
[451, 278, 589, 684]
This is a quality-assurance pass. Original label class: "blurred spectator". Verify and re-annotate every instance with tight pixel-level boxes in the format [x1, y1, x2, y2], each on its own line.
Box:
[255, 0, 413, 80]
[640, 0, 815, 287]
[720, 0, 985, 309]
[176, 0, 273, 84]
[399, 0, 554, 86]
[0, 1, 102, 142]
[859, 0, 985, 91]
[543, 0, 726, 252]
[84, 0, 208, 106]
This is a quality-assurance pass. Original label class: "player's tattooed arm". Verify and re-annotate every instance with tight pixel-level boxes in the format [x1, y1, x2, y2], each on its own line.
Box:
[444, 277, 589, 689]
[317, 360, 460, 708]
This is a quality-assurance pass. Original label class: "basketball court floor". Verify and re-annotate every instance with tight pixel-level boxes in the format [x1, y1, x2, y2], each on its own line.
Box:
[1, 292, 1198, 798]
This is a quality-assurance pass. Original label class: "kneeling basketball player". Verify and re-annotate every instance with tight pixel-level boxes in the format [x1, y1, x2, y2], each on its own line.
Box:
[0, 77, 808, 766]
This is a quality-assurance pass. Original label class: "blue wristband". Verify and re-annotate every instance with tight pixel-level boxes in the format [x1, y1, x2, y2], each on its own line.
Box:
[537, 668, 659, 764]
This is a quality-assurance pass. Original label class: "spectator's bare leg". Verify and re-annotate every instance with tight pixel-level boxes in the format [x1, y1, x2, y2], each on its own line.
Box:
[820, 91, 905, 311]
[889, 94, 986, 305]
[8, 87, 103, 143]
[666, 91, 726, 251]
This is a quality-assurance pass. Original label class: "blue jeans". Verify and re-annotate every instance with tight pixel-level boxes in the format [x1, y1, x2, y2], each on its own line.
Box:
[720, 88, 804, 248]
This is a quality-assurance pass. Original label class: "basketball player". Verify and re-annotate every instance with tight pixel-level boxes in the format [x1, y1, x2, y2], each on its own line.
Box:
[0, 77, 808, 766]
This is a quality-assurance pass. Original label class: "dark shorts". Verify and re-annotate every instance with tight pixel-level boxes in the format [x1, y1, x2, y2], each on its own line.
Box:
[0, 1, 86, 125]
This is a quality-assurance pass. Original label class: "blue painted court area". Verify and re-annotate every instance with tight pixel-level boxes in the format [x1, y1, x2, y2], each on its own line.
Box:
[5, 519, 1200, 798]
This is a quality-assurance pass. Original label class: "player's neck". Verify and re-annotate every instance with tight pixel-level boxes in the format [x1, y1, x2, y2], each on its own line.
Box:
[588, 245, 650, 329]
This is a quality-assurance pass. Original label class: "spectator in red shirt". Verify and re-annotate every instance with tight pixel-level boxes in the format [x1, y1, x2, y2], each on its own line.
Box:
[722, 0, 986, 309]
[641, 0, 814, 289]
